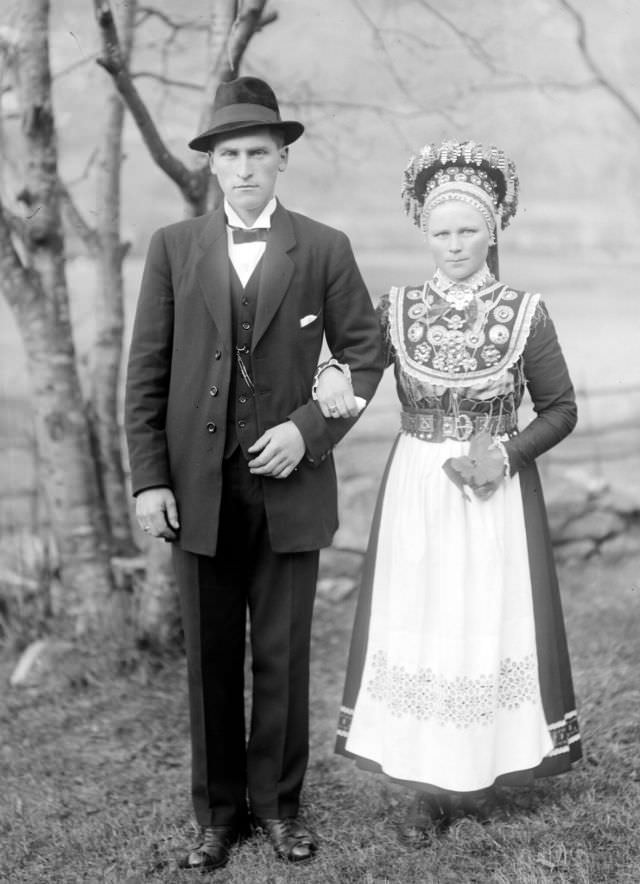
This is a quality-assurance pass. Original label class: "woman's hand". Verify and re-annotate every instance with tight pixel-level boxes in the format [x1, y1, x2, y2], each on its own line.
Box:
[470, 451, 505, 500]
[442, 431, 507, 501]
[315, 367, 360, 419]
[469, 439, 506, 501]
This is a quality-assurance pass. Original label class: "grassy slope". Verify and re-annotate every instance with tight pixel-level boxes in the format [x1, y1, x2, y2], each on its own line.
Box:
[2, 552, 638, 884]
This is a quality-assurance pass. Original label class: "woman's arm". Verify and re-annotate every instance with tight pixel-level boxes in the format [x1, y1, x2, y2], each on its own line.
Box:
[504, 302, 577, 475]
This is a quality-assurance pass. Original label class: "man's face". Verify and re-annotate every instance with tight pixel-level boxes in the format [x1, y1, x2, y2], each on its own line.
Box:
[209, 128, 288, 225]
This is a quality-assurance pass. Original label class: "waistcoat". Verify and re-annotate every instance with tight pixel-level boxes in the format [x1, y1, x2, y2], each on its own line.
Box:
[224, 262, 262, 458]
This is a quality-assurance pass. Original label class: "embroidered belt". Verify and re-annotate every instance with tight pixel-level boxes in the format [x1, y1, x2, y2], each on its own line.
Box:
[401, 408, 517, 442]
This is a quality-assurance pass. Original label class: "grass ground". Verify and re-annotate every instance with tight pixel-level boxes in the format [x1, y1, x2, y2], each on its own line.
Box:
[2, 552, 639, 884]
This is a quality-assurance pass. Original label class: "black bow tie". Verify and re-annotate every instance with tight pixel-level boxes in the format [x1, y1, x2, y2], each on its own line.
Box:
[231, 227, 270, 244]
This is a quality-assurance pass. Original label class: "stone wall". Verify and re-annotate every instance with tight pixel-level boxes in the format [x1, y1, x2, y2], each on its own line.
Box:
[318, 466, 640, 599]
[544, 467, 640, 563]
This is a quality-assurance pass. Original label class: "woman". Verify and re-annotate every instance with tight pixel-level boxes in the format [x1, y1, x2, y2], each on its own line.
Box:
[315, 140, 582, 840]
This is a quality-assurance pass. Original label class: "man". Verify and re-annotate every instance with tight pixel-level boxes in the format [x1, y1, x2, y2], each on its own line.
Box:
[125, 76, 383, 870]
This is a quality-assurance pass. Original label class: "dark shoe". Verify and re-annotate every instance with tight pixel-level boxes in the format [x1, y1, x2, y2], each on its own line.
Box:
[179, 824, 243, 871]
[399, 793, 452, 845]
[458, 787, 496, 822]
[254, 816, 317, 862]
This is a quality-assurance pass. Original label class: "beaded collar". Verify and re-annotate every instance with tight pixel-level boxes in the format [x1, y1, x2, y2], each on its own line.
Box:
[388, 278, 540, 388]
[430, 264, 496, 309]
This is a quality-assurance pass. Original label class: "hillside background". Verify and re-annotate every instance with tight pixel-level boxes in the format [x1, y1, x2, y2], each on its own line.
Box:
[1, 0, 639, 487]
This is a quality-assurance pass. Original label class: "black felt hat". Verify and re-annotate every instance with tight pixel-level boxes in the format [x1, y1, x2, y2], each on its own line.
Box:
[188, 76, 304, 152]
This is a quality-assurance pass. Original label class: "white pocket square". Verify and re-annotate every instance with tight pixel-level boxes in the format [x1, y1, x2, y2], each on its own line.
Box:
[300, 314, 318, 328]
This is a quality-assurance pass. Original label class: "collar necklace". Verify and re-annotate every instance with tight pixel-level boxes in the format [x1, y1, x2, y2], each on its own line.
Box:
[429, 264, 495, 309]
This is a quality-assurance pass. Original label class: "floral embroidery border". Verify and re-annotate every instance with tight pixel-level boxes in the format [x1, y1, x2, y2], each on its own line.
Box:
[363, 649, 540, 729]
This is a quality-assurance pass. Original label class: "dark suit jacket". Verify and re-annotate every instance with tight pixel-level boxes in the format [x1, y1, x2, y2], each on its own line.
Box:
[125, 201, 384, 555]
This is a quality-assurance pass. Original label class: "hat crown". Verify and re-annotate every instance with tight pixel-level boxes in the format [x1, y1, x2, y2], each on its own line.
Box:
[214, 77, 281, 119]
[188, 76, 304, 152]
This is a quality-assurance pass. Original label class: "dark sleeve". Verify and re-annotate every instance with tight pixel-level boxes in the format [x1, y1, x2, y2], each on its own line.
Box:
[504, 301, 577, 475]
[288, 231, 385, 463]
[376, 291, 396, 369]
[124, 228, 175, 495]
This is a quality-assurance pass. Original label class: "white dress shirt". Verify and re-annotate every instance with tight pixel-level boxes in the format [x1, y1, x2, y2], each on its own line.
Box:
[225, 197, 276, 287]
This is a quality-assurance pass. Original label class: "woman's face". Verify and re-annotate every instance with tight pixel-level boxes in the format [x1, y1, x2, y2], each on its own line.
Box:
[425, 201, 491, 281]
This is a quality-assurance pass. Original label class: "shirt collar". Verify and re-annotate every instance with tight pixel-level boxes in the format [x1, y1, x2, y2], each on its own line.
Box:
[224, 197, 277, 230]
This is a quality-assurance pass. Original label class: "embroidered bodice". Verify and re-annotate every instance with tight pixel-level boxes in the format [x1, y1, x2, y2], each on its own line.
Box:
[379, 269, 541, 416]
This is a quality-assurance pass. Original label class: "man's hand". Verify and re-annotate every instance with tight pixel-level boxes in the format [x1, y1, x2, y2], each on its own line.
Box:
[135, 487, 180, 540]
[315, 367, 361, 419]
[247, 421, 305, 478]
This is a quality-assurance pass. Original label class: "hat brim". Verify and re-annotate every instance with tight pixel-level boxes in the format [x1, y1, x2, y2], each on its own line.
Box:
[189, 120, 304, 152]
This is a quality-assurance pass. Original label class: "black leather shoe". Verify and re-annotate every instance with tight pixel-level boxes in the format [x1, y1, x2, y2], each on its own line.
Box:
[254, 816, 317, 862]
[179, 824, 243, 871]
[458, 787, 496, 822]
[399, 793, 452, 845]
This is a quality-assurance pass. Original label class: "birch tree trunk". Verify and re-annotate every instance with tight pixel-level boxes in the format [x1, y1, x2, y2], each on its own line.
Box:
[91, 0, 137, 556]
[0, 0, 114, 635]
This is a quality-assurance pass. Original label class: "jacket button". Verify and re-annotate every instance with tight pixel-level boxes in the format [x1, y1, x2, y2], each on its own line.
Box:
[238, 395, 247, 404]
[241, 321, 251, 330]
[242, 298, 249, 306]
[214, 350, 222, 360]
[206, 422, 217, 433]
[209, 386, 218, 396]
[238, 420, 246, 429]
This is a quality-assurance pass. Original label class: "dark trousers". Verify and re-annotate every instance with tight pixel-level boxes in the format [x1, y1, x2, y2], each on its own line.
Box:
[172, 448, 319, 827]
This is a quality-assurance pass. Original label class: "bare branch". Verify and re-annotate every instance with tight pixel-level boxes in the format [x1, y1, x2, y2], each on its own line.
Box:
[0, 186, 40, 311]
[195, 0, 270, 138]
[57, 179, 100, 255]
[131, 70, 203, 91]
[136, 5, 210, 33]
[93, 0, 205, 203]
[256, 11, 278, 30]
[67, 146, 100, 187]
[226, 0, 271, 77]
[193, 0, 237, 137]
[414, 0, 499, 74]
[53, 53, 99, 80]
[556, 0, 640, 127]
[349, 0, 421, 110]
[288, 96, 436, 119]
[2, 205, 29, 245]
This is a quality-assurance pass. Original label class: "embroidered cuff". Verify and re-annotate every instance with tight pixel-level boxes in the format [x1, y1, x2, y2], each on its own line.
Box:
[490, 438, 511, 478]
[311, 358, 352, 400]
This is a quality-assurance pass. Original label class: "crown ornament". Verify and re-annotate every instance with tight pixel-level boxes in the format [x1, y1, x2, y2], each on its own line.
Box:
[402, 140, 519, 231]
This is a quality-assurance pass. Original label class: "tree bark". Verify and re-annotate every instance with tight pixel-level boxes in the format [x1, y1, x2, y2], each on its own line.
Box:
[91, 0, 137, 556]
[0, 0, 114, 635]
[136, 541, 181, 651]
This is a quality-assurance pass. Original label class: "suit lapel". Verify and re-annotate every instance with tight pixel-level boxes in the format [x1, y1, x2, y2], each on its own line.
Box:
[252, 202, 296, 350]
[195, 208, 232, 343]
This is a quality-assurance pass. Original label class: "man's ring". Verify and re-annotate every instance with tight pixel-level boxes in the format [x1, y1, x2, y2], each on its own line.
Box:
[329, 405, 338, 413]
[143, 525, 150, 532]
